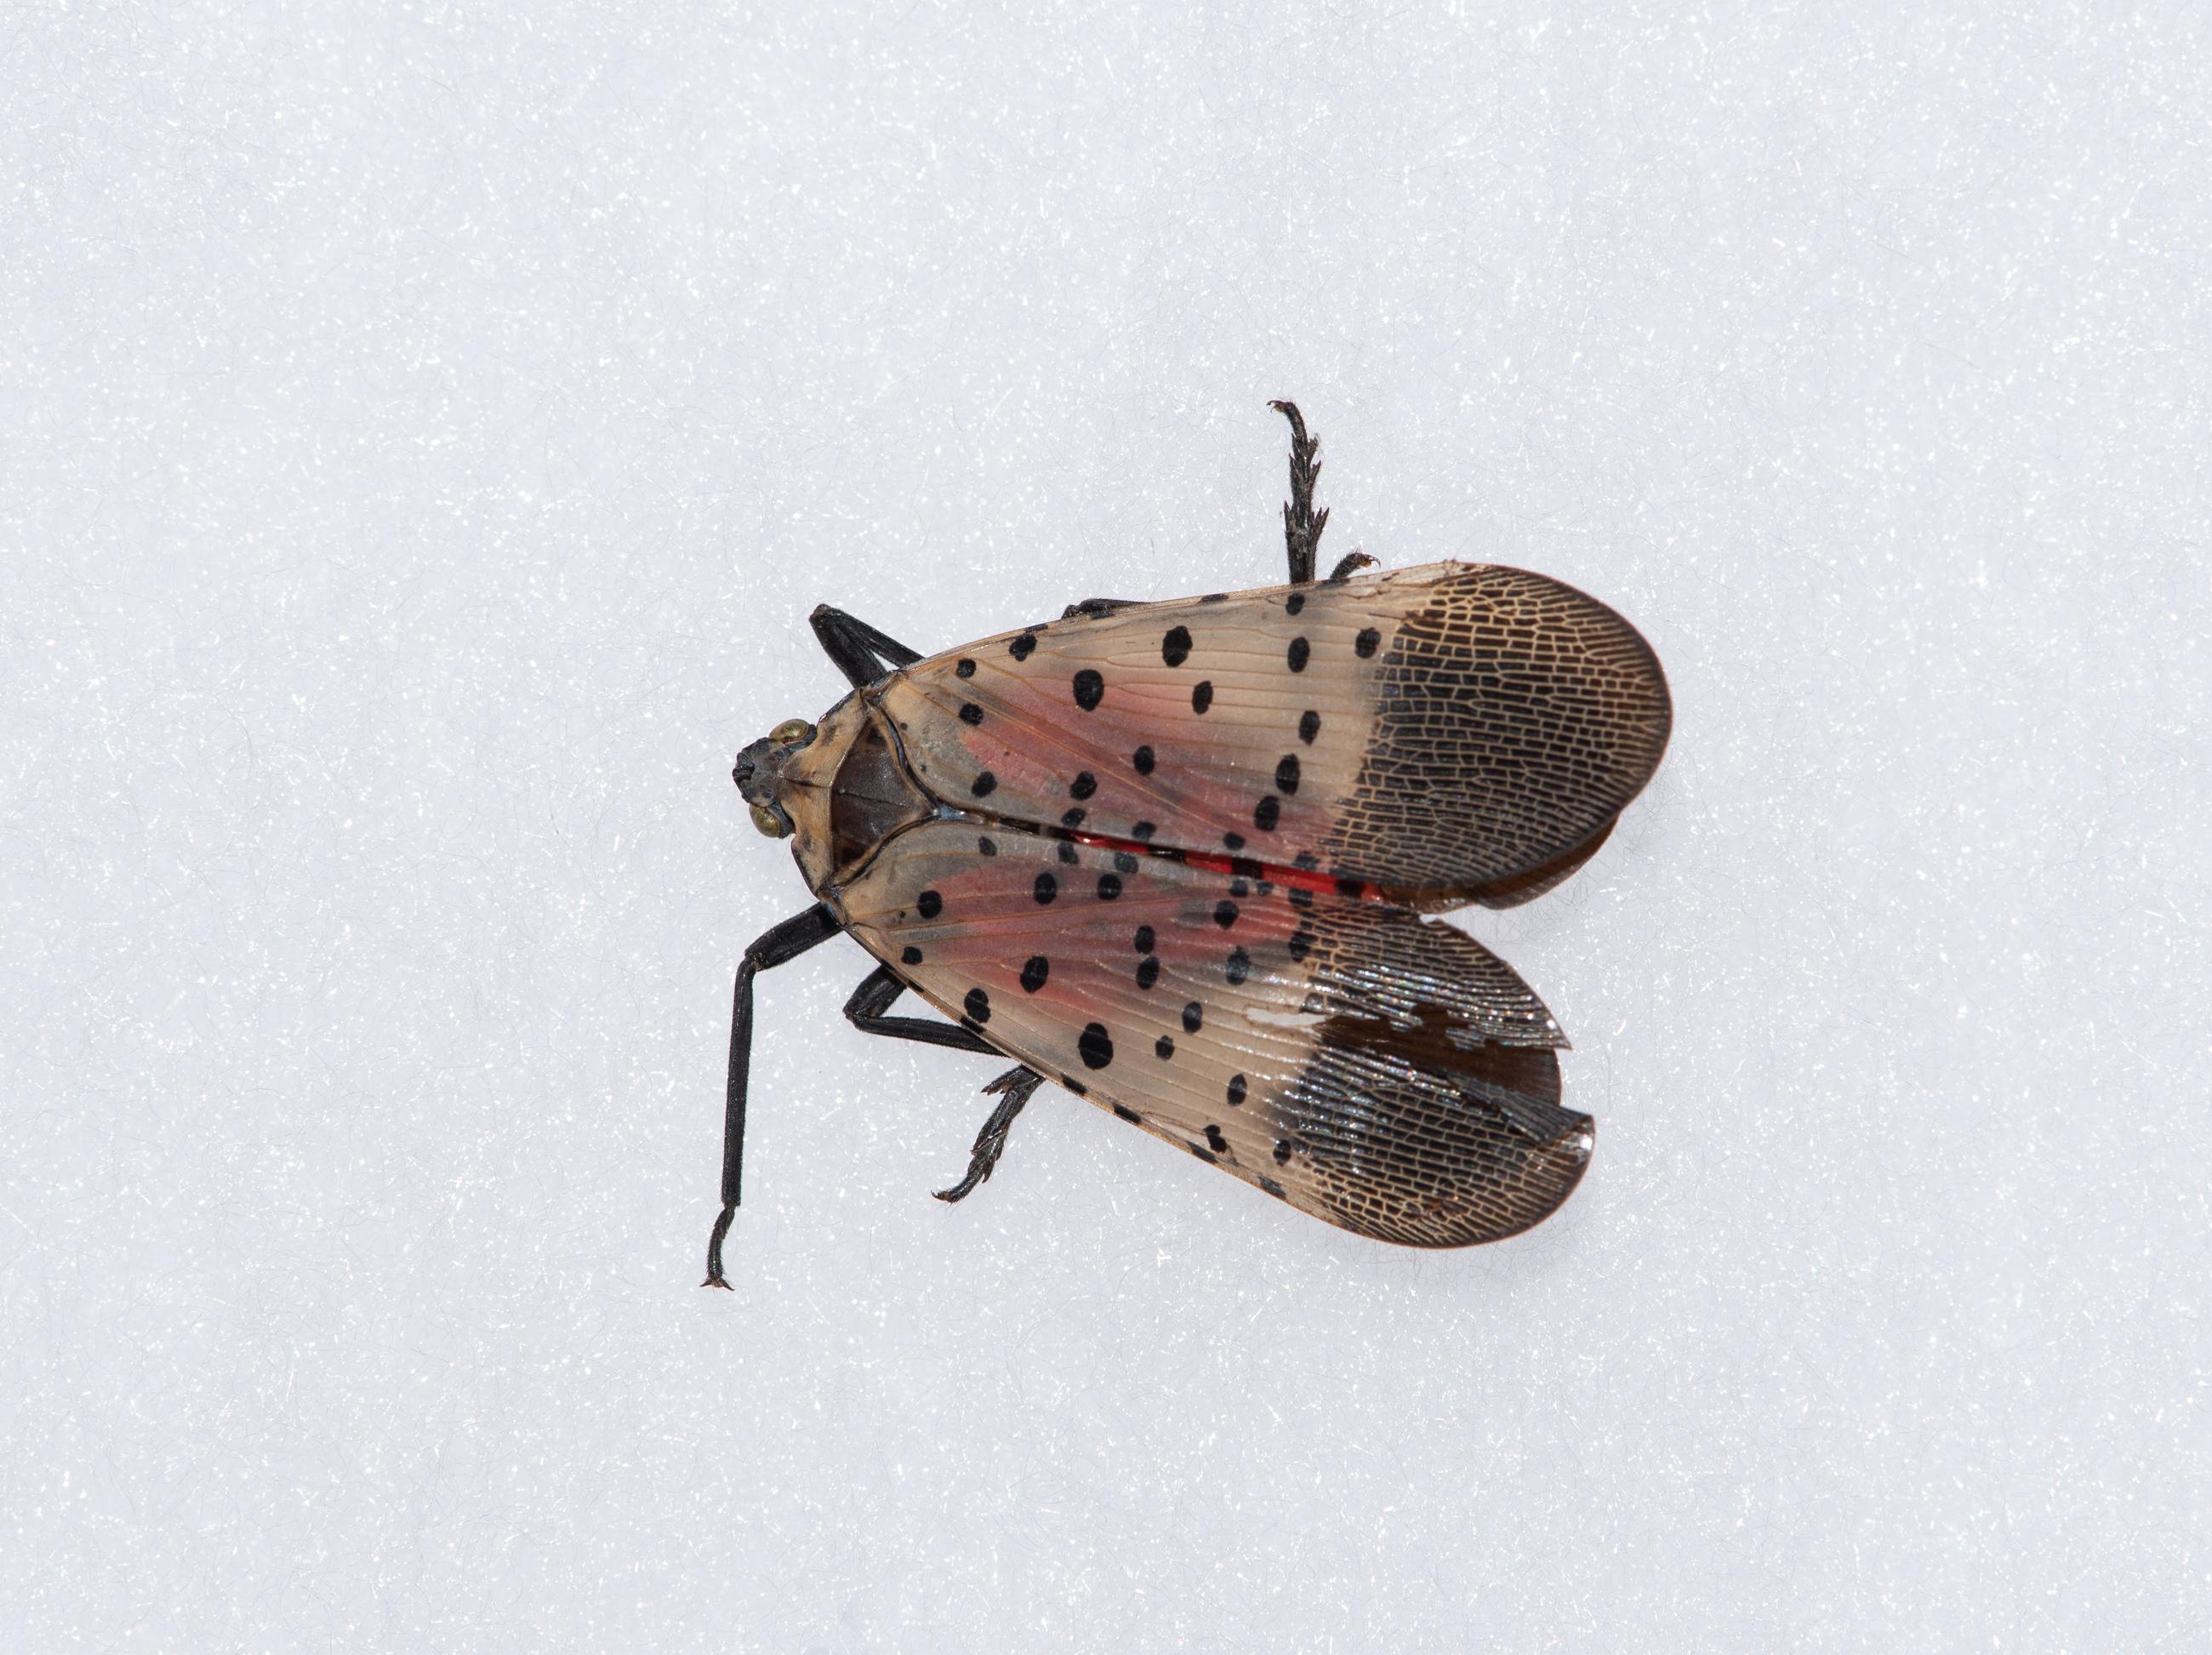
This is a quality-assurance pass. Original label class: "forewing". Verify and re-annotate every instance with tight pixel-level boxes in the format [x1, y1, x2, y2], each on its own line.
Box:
[837, 821, 1593, 1246]
[875, 562, 1669, 903]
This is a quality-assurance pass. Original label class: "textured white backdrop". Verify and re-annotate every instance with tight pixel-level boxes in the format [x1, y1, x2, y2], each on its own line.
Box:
[5, 3, 2207, 1649]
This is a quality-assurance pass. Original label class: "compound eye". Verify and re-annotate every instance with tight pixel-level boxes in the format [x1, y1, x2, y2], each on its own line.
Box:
[750, 802, 790, 838]
[767, 718, 816, 745]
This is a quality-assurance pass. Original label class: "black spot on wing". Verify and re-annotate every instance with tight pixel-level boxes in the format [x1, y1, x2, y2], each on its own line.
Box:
[1078, 1023, 1115, 1070]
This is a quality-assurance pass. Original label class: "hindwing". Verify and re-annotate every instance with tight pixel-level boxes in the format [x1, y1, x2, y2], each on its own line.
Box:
[835, 821, 1592, 1247]
[875, 562, 1669, 905]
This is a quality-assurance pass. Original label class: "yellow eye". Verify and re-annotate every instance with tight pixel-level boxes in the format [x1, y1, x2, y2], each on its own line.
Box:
[750, 802, 789, 838]
[768, 718, 815, 745]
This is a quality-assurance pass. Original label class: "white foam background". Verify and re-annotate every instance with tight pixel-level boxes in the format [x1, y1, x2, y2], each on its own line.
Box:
[6, 4, 2207, 1649]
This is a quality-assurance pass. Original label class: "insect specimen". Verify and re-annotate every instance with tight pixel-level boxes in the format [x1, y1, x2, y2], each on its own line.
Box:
[708, 402, 1669, 1285]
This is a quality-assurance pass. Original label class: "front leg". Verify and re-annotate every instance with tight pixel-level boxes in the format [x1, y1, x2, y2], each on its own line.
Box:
[706, 902, 845, 1288]
[811, 605, 924, 691]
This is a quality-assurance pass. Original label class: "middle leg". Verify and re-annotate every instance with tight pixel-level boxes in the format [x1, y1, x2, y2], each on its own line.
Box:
[841, 967, 1045, 1203]
[842, 964, 1000, 1053]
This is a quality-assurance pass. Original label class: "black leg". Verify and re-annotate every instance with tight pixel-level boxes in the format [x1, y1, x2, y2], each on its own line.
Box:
[705, 901, 843, 1289]
[841, 964, 999, 1054]
[1062, 598, 1142, 619]
[1326, 551, 1377, 581]
[810, 604, 924, 691]
[934, 1065, 1045, 1202]
[1269, 400, 1330, 584]
[842, 968, 1041, 1204]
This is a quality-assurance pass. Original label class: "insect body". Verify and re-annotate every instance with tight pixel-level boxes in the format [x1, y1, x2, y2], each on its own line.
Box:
[707, 403, 1669, 1285]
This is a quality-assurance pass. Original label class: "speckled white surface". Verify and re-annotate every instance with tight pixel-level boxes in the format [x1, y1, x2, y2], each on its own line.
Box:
[5, 4, 2207, 1649]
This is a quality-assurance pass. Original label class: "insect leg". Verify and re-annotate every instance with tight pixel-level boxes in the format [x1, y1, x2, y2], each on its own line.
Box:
[841, 964, 999, 1053]
[932, 1065, 1045, 1203]
[1268, 399, 1331, 584]
[1061, 598, 1142, 619]
[705, 900, 844, 1289]
[1326, 551, 1378, 580]
[842, 969, 1040, 1201]
[810, 605, 924, 690]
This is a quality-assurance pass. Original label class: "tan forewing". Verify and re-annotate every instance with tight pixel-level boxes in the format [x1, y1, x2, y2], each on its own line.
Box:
[874, 562, 1669, 902]
[834, 820, 1593, 1247]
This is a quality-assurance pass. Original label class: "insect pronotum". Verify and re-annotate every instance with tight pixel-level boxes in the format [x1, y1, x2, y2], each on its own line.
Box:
[707, 402, 1670, 1285]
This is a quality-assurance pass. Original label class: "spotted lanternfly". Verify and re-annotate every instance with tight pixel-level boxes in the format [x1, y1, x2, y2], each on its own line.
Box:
[705, 402, 1669, 1286]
